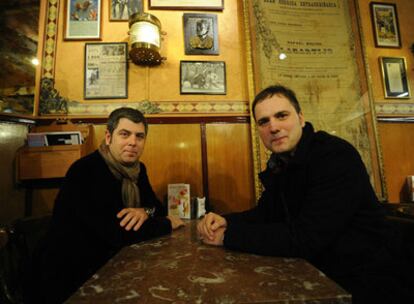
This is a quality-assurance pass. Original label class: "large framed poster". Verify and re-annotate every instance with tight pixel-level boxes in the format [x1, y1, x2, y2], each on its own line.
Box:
[84, 43, 128, 99]
[244, 0, 385, 199]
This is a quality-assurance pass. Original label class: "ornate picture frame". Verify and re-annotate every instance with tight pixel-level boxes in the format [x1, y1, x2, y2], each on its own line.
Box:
[64, 0, 102, 40]
[184, 13, 219, 55]
[109, 0, 143, 21]
[180, 61, 226, 95]
[379, 57, 411, 99]
[370, 2, 401, 48]
[149, 0, 224, 11]
[84, 43, 128, 99]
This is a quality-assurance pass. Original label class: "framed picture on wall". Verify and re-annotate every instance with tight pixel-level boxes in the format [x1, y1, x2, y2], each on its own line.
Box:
[370, 2, 401, 48]
[149, 0, 224, 11]
[180, 61, 226, 95]
[184, 13, 219, 55]
[64, 0, 102, 40]
[109, 0, 143, 21]
[379, 57, 410, 99]
[84, 43, 128, 99]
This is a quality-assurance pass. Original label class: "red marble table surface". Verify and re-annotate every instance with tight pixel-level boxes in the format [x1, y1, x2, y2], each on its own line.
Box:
[67, 220, 351, 303]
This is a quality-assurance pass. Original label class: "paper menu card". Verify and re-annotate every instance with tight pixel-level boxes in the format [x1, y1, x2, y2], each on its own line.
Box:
[168, 184, 191, 219]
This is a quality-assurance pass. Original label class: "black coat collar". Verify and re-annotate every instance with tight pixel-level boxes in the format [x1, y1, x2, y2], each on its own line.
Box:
[259, 122, 315, 187]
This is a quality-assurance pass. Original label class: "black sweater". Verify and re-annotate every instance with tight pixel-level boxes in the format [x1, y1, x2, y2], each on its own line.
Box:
[28, 151, 172, 303]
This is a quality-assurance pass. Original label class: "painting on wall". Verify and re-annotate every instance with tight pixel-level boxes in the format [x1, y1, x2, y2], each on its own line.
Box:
[184, 13, 219, 55]
[64, 0, 102, 40]
[370, 2, 401, 48]
[180, 61, 226, 95]
[0, 0, 39, 115]
[110, 0, 143, 21]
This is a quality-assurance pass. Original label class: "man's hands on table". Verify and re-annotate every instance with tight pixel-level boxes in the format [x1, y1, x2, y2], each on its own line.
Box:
[117, 208, 148, 231]
[197, 212, 227, 246]
[117, 208, 185, 232]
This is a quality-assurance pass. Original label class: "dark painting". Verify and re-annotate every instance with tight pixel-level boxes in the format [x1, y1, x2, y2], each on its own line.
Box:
[0, 0, 40, 114]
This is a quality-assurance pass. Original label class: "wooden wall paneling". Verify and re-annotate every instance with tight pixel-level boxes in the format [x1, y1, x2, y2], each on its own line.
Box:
[29, 121, 256, 217]
[93, 125, 106, 149]
[206, 123, 255, 214]
[200, 123, 209, 207]
[378, 122, 414, 203]
[140, 124, 203, 204]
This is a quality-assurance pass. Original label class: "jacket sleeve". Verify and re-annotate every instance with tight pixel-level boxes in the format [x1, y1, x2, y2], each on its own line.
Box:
[224, 192, 271, 224]
[138, 163, 167, 217]
[223, 143, 375, 258]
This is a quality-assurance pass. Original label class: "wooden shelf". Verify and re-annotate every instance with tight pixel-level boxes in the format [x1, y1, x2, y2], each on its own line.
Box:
[16, 123, 94, 180]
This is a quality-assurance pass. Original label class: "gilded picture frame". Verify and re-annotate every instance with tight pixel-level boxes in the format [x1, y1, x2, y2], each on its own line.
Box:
[379, 57, 411, 99]
[370, 2, 401, 48]
[149, 0, 224, 10]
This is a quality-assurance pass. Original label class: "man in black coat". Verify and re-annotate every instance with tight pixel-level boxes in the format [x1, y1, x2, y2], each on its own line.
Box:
[26, 108, 184, 303]
[198, 85, 412, 303]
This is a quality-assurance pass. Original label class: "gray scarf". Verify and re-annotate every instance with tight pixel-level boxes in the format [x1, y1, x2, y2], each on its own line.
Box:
[98, 142, 141, 208]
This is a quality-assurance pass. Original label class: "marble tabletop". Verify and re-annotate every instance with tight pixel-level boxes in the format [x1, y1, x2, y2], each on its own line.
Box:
[67, 220, 351, 303]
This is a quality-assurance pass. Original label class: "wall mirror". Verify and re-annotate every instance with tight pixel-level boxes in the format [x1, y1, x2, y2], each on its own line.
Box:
[0, 0, 40, 116]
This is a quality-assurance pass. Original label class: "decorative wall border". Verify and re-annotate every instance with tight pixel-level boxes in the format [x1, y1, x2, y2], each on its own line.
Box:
[66, 100, 249, 115]
[42, 0, 60, 80]
[375, 103, 414, 116]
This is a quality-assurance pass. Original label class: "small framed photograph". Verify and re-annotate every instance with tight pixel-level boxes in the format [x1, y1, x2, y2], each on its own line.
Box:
[180, 61, 226, 95]
[149, 0, 223, 11]
[110, 0, 143, 21]
[184, 13, 219, 55]
[379, 57, 410, 99]
[64, 0, 102, 40]
[370, 2, 401, 48]
[84, 43, 128, 99]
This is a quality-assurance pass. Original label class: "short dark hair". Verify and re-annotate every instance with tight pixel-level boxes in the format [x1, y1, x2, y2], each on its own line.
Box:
[107, 107, 148, 135]
[252, 85, 302, 120]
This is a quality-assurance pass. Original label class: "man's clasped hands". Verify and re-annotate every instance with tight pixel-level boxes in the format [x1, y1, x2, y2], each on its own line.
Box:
[197, 212, 228, 246]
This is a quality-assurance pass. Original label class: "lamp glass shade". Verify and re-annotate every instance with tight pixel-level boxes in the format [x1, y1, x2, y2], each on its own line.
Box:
[129, 13, 164, 66]
[130, 21, 160, 48]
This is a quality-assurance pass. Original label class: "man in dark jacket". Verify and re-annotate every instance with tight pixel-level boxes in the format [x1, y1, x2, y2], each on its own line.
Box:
[26, 108, 183, 303]
[197, 85, 412, 303]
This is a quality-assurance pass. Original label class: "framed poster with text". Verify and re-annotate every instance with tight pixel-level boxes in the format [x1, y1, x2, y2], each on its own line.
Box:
[380, 57, 410, 98]
[84, 43, 128, 99]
